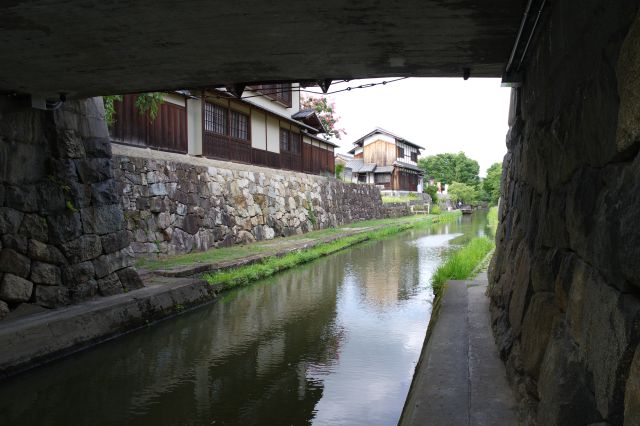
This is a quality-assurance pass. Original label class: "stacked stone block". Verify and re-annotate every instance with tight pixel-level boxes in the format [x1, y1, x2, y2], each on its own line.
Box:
[0, 98, 142, 319]
[113, 155, 389, 256]
[488, 2, 640, 423]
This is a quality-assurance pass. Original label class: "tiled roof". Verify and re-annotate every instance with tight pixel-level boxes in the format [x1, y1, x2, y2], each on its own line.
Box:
[393, 160, 423, 173]
[374, 165, 394, 173]
[359, 163, 377, 172]
[345, 159, 364, 171]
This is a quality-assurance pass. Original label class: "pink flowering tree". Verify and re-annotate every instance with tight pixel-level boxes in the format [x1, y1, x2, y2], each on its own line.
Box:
[300, 95, 347, 141]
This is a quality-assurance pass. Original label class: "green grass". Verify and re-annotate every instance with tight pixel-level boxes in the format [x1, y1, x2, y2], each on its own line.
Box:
[487, 205, 499, 236]
[381, 193, 419, 204]
[203, 225, 408, 289]
[137, 213, 460, 271]
[203, 211, 462, 290]
[431, 236, 495, 297]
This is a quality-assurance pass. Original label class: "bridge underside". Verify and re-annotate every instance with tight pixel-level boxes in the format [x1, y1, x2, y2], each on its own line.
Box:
[0, 0, 523, 98]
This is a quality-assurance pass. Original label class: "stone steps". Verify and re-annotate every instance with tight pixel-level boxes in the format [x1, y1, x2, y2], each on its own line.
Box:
[400, 274, 517, 426]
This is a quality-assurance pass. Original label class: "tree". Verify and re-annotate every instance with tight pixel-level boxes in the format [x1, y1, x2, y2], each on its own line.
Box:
[300, 95, 346, 140]
[418, 152, 480, 186]
[482, 162, 502, 205]
[448, 182, 480, 205]
[424, 184, 438, 202]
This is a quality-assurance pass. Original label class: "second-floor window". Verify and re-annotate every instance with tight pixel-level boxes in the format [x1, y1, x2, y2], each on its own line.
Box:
[204, 102, 249, 141]
[397, 146, 405, 159]
[411, 152, 418, 162]
[205, 103, 227, 135]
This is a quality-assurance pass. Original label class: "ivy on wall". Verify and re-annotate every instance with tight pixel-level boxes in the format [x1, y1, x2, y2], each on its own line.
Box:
[103, 93, 165, 126]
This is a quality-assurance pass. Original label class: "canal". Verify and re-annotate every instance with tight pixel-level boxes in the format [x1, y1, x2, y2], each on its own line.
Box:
[0, 212, 489, 426]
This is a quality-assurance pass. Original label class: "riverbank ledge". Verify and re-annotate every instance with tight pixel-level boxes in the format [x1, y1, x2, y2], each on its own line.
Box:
[400, 273, 517, 425]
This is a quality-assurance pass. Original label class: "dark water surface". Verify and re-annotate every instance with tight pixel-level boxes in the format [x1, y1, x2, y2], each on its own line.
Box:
[0, 213, 489, 426]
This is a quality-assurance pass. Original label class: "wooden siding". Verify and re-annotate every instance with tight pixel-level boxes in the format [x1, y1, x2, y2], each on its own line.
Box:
[363, 139, 397, 166]
[203, 131, 252, 164]
[112, 94, 334, 177]
[111, 94, 187, 153]
[392, 168, 421, 191]
[251, 84, 292, 107]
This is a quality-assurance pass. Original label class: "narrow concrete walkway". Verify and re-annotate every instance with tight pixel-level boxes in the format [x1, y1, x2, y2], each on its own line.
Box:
[400, 273, 517, 426]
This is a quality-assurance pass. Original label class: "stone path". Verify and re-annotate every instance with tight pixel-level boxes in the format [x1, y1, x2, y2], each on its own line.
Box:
[400, 273, 517, 426]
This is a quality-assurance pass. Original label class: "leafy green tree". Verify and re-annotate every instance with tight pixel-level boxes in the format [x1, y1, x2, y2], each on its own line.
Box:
[448, 182, 480, 205]
[482, 162, 502, 205]
[424, 184, 438, 201]
[300, 95, 346, 140]
[418, 152, 480, 186]
[335, 163, 345, 180]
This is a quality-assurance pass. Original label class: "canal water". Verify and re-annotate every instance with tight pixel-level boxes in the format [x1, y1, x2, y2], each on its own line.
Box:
[0, 213, 489, 426]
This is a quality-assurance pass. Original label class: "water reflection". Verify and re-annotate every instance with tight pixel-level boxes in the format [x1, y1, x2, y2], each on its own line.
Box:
[0, 212, 487, 426]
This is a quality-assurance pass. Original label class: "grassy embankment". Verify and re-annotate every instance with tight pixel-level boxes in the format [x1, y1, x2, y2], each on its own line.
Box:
[430, 205, 499, 297]
[138, 213, 459, 271]
[430, 236, 495, 297]
[203, 211, 461, 290]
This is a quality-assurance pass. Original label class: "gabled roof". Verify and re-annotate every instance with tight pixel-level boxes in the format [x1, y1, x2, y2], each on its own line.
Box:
[291, 109, 326, 133]
[351, 127, 425, 150]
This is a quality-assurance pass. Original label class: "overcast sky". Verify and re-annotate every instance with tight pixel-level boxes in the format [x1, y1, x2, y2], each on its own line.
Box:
[311, 78, 511, 177]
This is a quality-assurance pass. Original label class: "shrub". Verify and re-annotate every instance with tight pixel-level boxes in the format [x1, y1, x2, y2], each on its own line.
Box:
[430, 205, 441, 215]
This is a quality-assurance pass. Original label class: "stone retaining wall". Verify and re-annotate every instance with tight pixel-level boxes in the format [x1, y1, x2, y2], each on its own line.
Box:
[489, 2, 640, 423]
[113, 149, 391, 256]
[0, 99, 141, 319]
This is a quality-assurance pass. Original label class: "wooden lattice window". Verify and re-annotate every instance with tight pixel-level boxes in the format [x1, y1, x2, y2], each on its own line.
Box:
[204, 103, 227, 135]
[280, 128, 290, 151]
[397, 146, 405, 159]
[230, 110, 249, 141]
[411, 151, 418, 162]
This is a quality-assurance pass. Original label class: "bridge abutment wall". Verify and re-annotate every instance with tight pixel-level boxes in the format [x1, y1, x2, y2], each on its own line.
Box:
[489, 1, 640, 423]
[0, 98, 141, 319]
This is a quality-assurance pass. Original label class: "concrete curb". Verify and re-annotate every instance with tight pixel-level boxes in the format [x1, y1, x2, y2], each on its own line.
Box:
[0, 276, 215, 379]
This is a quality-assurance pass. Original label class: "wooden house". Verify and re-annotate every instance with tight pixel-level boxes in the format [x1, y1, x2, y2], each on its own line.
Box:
[110, 84, 337, 176]
[346, 128, 424, 191]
